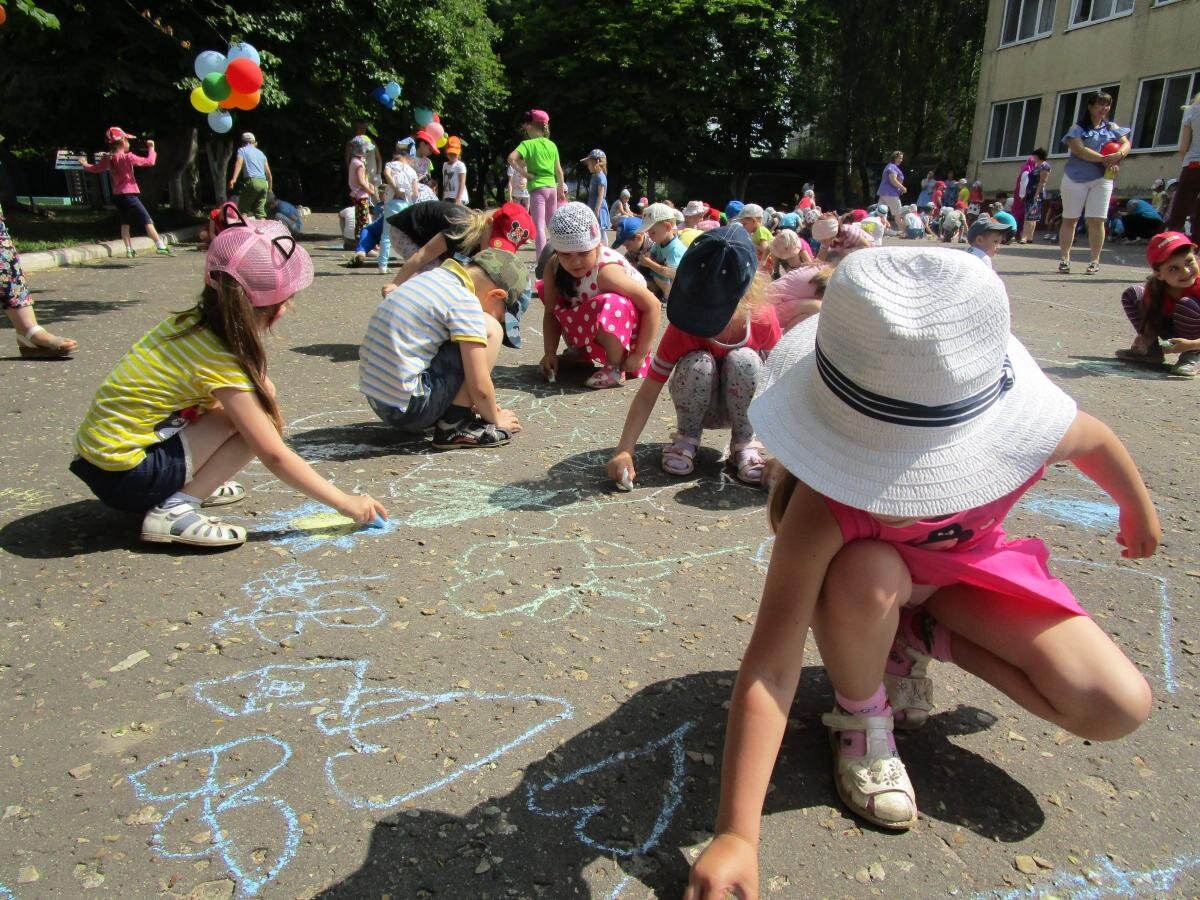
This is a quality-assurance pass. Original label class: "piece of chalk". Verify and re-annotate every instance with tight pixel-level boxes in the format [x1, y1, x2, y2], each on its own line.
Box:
[369, 514, 387, 529]
[617, 472, 633, 492]
[547, 371, 556, 384]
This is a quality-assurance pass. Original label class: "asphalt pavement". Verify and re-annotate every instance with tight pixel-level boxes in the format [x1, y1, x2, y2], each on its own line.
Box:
[0, 218, 1196, 899]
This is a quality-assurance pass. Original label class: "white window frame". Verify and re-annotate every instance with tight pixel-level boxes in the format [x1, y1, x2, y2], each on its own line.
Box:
[1065, 0, 1134, 30]
[1151, 0, 1182, 6]
[998, 0, 1057, 48]
[1129, 68, 1200, 153]
[984, 96, 1043, 162]
[1048, 84, 1121, 157]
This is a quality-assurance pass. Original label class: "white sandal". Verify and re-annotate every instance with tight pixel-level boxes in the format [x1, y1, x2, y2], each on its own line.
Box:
[141, 505, 246, 548]
[884, 644, 933, 731]
[821, 709, 917, 830]
[16, 325, 76, 358]
[201, 480, 246, 507]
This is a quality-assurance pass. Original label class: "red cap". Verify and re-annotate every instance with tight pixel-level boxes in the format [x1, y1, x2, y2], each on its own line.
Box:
[105, 126, 135, 143]
[487, 202, 534, 252]
[1146, 231, 1196, 267]
[850, 209, 867, 222]
[954, 200, 968, 210]
[414, 130, 440, 155]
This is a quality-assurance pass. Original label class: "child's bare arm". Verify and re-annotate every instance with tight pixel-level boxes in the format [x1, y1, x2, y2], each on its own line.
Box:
[599, 268, 661, 367]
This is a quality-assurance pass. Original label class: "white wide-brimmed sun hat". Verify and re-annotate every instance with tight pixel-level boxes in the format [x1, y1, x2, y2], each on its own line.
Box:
[750, 247, 1077, 517]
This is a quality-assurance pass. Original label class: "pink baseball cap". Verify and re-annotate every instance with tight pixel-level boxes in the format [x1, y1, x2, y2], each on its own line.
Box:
[105, 126, 135, 143]
[1146, 231, 1196, 267]
[205, 212, 313, 307]
[523, 109, 550, 125]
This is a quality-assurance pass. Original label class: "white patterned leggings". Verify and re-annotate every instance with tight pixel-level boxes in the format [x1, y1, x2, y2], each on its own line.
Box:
[668, 348, 762, 444]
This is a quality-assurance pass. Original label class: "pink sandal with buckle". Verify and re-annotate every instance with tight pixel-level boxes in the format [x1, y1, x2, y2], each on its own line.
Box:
[584, 364, 626, 390]
[661, 433, 699, 476]
[726, 441, 767, 485]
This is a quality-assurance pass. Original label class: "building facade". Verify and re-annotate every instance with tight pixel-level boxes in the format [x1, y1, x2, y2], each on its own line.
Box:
[969, 0, 1199, 193]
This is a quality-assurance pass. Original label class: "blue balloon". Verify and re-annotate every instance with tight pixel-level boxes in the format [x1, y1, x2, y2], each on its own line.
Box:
[384, 97, 395, 110]
[414, 107, 434, 127]
[227, 42, 261, 67]
[208, 110, 234, 134]
[384, 81, 401, 100]
[194, 50, 227, 80]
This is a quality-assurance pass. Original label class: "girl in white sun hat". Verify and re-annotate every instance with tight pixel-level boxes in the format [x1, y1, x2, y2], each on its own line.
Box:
[686, 247, 1161, 897]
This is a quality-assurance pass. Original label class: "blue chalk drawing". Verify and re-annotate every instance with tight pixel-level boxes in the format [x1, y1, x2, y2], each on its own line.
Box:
[752, 536, 774, 573]
[252, 501, 398, 555]
[126, 735, 300, 898]
[1019, 493, 1119, 530]
[0, 883, 13, 899]
[212, 563, 387, 645]
[974, 852, 1200, 898]
[1053, 557, 1178, 694]
[526, 721, 695, 858]
[193, 660, 575, 813]
[448, 536, 752, 626]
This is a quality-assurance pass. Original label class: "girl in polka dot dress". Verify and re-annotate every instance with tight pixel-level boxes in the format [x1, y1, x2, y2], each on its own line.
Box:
[538, 202, 661, 389]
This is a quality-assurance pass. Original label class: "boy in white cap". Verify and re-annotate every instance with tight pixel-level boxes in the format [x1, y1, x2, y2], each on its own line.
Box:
[638, 202, 686, 299]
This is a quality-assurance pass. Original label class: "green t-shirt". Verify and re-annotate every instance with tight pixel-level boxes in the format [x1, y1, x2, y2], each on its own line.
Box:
[516, 137, 560, 190]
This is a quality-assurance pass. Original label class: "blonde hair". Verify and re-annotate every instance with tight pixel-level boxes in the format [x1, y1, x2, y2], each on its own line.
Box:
[590, 157, 607, 174]
[809, 266, 833, 298]
[737, 272, 771, 317]
[444, 207, 493, 254]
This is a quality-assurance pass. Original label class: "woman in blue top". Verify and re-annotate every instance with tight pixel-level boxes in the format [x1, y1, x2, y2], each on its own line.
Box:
[1057, 91, 1130, 276]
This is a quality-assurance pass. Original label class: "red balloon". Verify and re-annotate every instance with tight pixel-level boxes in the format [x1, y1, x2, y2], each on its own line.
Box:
[225, 57, 263, 94]
[432, 113, 440, 123]
[0, 7, 7, 25]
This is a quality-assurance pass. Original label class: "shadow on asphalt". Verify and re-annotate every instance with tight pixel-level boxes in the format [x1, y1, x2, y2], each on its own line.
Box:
[0, 297, 139, 327]
[290, 342, 360, 363]
[315, 669, 1042, 898]
[286, 422, 429, 462]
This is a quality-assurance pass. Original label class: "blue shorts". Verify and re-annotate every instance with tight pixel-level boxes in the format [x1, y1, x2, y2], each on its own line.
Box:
[367, 340, 466, 432]
[112, 193, 152, 227]
[69, 433, 190, 512]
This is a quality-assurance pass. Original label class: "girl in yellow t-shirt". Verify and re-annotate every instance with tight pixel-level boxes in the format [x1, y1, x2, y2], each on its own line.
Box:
[70, 207, 387, 548]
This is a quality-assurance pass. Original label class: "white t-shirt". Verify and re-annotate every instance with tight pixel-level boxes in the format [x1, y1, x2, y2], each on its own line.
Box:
[903, 212, 924, 231]
[1183, 104, 1200, 165]
[861, 215, 886, 246]
[384, 159, 419, 204]
[442, 159, 469, 205]
[507, 165, 529, 199]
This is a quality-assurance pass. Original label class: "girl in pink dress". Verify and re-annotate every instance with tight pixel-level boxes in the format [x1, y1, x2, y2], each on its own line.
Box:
[687, 248, 1161, 899]
[538, 202, 660, 389]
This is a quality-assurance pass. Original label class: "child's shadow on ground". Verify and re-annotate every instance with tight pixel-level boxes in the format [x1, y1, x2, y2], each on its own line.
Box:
[317, 669, 1042, 898]
[287, 422, 432, 462]
[289, 343, 360, 363]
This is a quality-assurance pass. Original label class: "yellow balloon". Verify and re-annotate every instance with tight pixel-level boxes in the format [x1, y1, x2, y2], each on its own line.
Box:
[437, 135, 448, 149]
[190, 85, 218, 113]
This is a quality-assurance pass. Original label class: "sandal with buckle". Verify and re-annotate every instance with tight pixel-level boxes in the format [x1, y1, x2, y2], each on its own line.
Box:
[584, 364, 626, 390]
[16, 325, 77, 359]
[661, 433, 699, 476]
[201, 480, 246, 507]
[1085, 261, 1100, 275]
[821, 708, 917, 830]
[1057, 259, 1071, 274]
[885, 646, 934, 732]
[726, 440, 767, 486]
[141, 504, 246, 548]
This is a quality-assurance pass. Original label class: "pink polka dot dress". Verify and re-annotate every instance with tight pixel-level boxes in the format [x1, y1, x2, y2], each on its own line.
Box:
[553, 246, 652, 377]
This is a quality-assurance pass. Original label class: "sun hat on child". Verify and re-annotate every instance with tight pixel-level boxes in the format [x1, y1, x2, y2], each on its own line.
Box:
[413, 130, 440, 154]
[487, 202, 535, 253]
[523, 109, 550, 125]
[666, 225, 757, 338]
[733, 203, 764, 222]
[548, 201, 602, 253]
[638, 202, 676, 232]
[205, 212, 314, 308]
[770, 229, 802, 260]
[749, 247, 1076, 517]
[612, 216, 642, 248]
[812, 217, 840, 243]
[580, 148, 605, 162]
[445, 136, 463, 155]
[724, 200, 745, 220]
[967, 215, 1010, 244]
[682, 200, 707, 217]
[1146, 231, 1196, 267]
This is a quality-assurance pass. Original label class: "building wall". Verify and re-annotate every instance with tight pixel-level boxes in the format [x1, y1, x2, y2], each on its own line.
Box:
[970, 0, 1200, 194]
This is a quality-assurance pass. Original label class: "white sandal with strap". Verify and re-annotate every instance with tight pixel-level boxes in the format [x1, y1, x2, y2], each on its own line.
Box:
[822, 709, 917, 830]
[201, 480, 246, 507]
[884, 644, 933, 731]
[141, 505, 247, 548]
[16, 325, 76, 358]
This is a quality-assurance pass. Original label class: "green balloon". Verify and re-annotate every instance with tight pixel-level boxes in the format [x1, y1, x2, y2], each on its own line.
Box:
[202, 72, 231, 102]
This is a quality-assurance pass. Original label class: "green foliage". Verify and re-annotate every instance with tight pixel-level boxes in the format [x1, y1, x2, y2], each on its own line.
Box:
[3, 0, 61, 30]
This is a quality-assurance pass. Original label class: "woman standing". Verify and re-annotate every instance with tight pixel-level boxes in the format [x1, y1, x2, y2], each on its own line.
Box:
[508, 109, 567, 255]
[1164, 91, 1200, 236]
[1013, 148, 1050, 243]
[1057, 91, 1130, 275]
[876, 151, 906, 230]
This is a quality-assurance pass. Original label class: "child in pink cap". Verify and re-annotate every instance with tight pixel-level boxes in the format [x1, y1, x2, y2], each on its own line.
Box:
[78, 127, 171, 257]
[70, 205, 387, 549]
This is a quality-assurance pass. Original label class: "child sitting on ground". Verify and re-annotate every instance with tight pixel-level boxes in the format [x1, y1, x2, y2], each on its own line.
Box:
[902, 204, 932, 240]
[939, 204, 967, 243]
[539, 202, 661, 389]
[70, 209, 387, 548]
[360, 248, 528, 448]
[1115, 231, 1200, 377]
[606, 226, 779, 487]
[966, 215, 1010, 268]
[637, 203, 687, 299]
[768, 229, 813, 278]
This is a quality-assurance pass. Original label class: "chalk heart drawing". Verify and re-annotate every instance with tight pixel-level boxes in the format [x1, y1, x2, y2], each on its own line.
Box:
[974, 851, 1200, 899]
[253, 501, 397, 555]
[212, 563, 387, 645]
[447, 536, 751, 626]
[193, 660, 575, 813]
[526, 721, 695, 858]
[127, 735, 300, 898]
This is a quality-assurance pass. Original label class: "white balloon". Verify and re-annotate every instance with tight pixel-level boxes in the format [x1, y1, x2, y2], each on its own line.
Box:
[208, 110, 234, 134]
[194, 50, 227, 80]
[227, 42, 261, 66]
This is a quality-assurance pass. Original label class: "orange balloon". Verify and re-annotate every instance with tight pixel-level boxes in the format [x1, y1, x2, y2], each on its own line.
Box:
[218, 94, 238, 109]
[236, 90, 261, 111]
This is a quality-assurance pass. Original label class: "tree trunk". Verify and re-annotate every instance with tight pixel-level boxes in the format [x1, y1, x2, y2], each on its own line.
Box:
[168, 128, 199, 211]
[204, 137, 235, 205]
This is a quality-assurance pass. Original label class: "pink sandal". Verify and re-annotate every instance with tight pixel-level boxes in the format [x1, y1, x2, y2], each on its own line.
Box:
[584, 365, 626, 390]
[661, 433, 699, 476]
[726, 441, 767, 485]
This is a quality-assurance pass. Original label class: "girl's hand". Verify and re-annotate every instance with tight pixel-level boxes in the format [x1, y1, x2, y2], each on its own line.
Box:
[381, 282, 398, 299]
[1116, 503, 1161, 559]
[1162, 338, 1189, 355]
[684, 832, 759, 900]
[146, 140, 155, 149]
[539, 353, 559, 380]
[606, 451, 635, 487]
[338, 493, 389, 525]
[621, 352, 644, 376]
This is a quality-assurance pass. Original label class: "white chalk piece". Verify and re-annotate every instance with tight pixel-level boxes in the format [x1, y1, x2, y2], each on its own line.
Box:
[547, 371, 556, 384]
[617, 471, 633, 492]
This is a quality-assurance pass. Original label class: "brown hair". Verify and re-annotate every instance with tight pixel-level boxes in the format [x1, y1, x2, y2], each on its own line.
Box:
[170, 276, 284, 432]
[810, 266, 833, 298]
[767, 468, 800, 532]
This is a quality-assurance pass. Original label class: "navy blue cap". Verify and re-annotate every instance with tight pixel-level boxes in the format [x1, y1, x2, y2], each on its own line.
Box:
[666, 226, 757, 338]
[611, 216, 641, 248]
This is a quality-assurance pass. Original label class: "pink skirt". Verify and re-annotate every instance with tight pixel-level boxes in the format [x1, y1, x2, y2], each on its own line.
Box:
[553, 292, 651, 377]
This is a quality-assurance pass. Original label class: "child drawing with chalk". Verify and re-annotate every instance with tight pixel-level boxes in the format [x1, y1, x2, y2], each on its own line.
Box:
[70, 207, 388, 549]
[1115, 231, 1200, 378]
[606, 226, 780, 488]
[686, 248, 1160, 899]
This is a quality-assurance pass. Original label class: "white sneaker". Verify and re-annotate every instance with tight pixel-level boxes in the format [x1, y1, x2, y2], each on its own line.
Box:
[141, 504, 246, 547]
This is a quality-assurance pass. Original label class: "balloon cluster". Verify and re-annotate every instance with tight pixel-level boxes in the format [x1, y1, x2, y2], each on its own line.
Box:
[414, 109, 449, 149]
[188, 43, 264, 134]
[371, 81, 402, 110]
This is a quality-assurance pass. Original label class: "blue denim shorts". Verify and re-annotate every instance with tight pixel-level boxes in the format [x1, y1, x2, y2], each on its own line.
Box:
[368, 340, 465, 432]
[69, 433, 190, 512]
[112, 193, 153, 227]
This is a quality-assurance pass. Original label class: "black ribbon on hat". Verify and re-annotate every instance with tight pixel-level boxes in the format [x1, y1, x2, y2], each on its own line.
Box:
[815, 342, 1015, 428]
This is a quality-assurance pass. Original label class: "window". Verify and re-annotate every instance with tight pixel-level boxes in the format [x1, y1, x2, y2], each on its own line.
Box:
[1132, 70, 1200, 150]
[1069, 0, 1133, 27]
[1000, 0, 1057, 46]
[986, 97, 1042, 160]
[1049, 85, 1120, 155]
